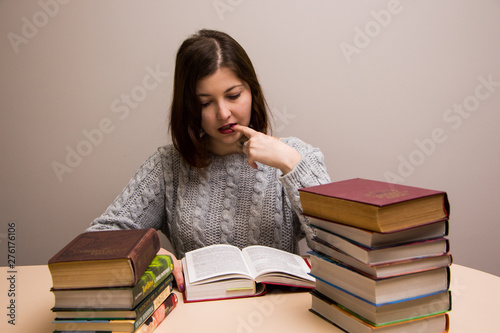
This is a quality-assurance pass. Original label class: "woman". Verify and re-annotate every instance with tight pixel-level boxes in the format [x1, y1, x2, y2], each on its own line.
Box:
[87, 29, 331, 291]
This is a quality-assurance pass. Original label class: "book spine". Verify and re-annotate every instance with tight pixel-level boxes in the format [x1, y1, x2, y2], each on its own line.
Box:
[134, 274, 173, 316]
[443, 193, 450, 218]
[134, 293, 178, 333]
[129, 229, 161, 284]
[134, 288, 176, 330]
[131, 255, 174, 308]
[52, 293, 178, 333]
[445, 266, 451, 290]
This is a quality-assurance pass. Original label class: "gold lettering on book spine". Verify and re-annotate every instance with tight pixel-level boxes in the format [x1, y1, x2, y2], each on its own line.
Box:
[365, 189, 410, 199]
[78, 249, 122, 256]
[142, 280, 154, 293]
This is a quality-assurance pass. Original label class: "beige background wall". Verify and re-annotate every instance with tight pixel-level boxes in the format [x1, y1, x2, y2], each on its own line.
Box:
[1, 0, 499, 276]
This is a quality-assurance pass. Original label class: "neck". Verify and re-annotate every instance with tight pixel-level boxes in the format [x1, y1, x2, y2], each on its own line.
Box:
[206, 139, 242, 157]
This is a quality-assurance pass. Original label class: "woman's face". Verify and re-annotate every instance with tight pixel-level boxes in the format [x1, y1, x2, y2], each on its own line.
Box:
[196, 67, 252, 156]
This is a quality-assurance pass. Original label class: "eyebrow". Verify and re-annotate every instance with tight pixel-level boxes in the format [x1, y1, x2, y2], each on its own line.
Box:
[197, 84, 244, 97]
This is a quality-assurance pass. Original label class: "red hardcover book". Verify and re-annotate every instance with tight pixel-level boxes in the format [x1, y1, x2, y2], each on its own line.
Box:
[135, 293, 178, 333]
[48, 229, 160, 289]
[299, 178, 450, 233]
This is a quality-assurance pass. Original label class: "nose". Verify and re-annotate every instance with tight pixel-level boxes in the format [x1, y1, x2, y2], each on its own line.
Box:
[216, 101, 231, 120]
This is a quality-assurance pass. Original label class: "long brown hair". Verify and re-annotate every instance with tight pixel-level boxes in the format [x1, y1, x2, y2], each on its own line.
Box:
[169, 29, 270, 168]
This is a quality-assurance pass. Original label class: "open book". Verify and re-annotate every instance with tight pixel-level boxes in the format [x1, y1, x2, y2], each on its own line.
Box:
[181, 244, 315, 302]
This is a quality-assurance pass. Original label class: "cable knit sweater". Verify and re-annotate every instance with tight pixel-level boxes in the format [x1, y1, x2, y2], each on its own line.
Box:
[87, 137, 331, 258]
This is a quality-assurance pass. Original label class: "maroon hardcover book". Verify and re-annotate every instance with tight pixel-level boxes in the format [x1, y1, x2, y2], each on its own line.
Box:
[48, 229, 160, 289]
[299, 178, 450, 232]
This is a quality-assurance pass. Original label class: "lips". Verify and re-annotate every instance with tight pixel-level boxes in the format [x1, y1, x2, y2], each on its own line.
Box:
[218, 123, 236, 134]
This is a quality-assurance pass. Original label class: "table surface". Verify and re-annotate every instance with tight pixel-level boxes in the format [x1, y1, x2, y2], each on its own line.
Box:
[1, 264, 499, 333]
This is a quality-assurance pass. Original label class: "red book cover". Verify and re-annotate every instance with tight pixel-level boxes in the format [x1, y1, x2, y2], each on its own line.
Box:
[299, 178, 450, 232]
[299, 178, 447, 207]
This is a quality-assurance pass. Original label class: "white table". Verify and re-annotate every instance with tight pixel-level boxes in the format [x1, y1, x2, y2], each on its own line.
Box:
[1, 264, 498, 332]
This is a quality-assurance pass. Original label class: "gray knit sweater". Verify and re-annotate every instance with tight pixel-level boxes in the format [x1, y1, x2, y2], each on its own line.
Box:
[87, 137, 330, 258]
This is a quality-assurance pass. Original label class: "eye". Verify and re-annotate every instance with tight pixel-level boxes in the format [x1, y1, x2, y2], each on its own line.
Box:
[227, 92, 241, 101]
[200, 101, 211, 108]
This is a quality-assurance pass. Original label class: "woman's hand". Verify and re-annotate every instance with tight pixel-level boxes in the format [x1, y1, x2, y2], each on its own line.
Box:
[232, 124, 301, 174]
[157, 248, 184, 292]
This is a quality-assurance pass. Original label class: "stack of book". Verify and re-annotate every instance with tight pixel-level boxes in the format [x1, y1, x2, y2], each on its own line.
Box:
[299, 178, 452, 332]
[47, 228, 177, 333]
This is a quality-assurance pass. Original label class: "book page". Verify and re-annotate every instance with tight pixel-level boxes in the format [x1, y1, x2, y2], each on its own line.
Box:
[185, 244, 253, 283]
[242, 246, 313, 281]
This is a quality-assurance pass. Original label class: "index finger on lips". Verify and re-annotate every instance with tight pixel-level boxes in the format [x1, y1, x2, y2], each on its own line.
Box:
[231, 124, 257, 137]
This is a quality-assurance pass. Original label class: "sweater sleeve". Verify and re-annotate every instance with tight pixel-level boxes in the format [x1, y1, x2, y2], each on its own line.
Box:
[87, 151, 167, 233]
[278, 137, 331, 248]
